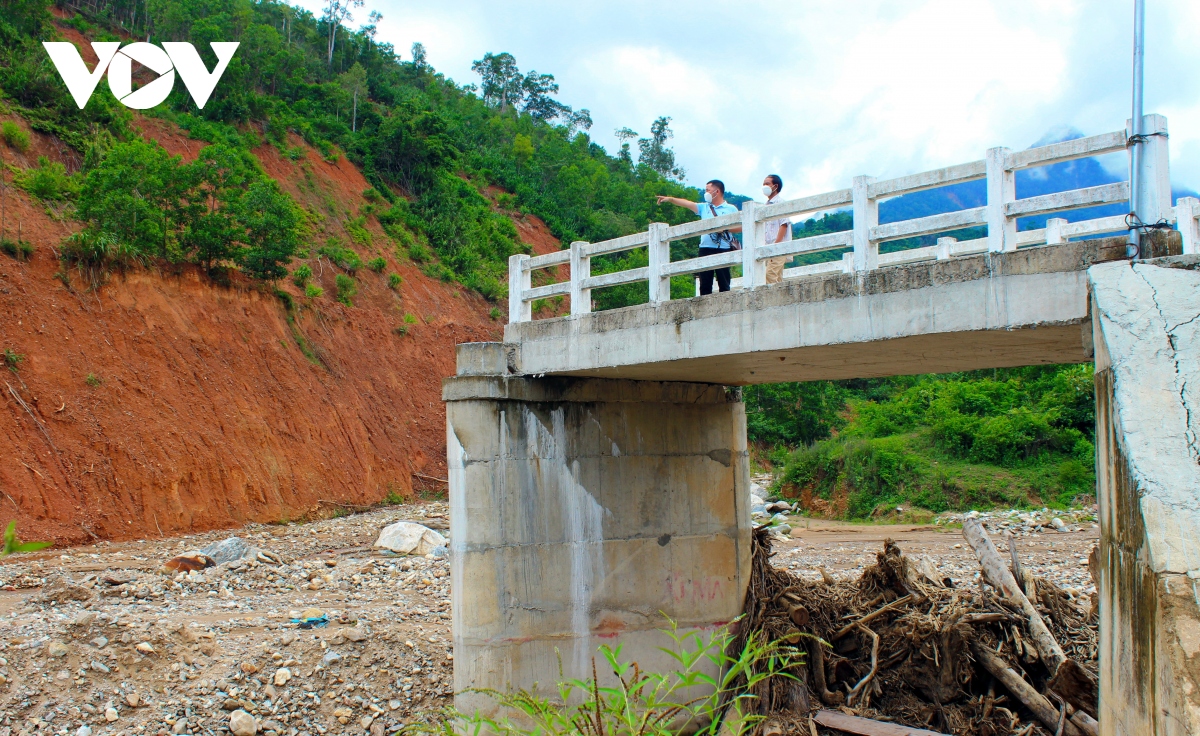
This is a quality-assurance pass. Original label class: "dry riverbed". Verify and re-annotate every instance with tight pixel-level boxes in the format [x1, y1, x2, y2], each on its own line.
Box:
[0, 502, 1100, 736]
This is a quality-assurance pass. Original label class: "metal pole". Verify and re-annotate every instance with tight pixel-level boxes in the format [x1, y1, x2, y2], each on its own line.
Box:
[1128, 0, 1145, 258]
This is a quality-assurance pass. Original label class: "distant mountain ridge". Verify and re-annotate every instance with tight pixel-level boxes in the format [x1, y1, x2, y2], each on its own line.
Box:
[878, 128, 1197, 230]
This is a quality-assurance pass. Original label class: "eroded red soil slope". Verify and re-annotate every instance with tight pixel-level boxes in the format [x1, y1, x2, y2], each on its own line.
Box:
[0, 112, 532, 544]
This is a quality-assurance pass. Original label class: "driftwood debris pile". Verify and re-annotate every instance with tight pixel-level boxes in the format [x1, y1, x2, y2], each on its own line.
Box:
[727, 519, 1099, 736]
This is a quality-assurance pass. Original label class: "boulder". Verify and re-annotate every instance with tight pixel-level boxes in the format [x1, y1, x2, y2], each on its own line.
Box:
[229, 710, 257, 736]
[374, 522, 447, 556]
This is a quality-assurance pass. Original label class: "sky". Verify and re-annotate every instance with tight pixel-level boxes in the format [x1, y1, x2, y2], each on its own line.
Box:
[296, 0, 1200, 199]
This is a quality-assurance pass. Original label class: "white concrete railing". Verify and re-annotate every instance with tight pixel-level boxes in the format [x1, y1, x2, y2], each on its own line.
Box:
[509, 114, 1177, 323]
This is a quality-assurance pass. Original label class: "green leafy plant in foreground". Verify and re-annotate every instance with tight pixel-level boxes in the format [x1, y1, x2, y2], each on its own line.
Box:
[2, 521, 51, 556]
[458, 619, 796, 736]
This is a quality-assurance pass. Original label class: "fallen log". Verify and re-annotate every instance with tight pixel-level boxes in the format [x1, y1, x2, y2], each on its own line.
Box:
[970, 642, 1082, 736]
[1047, 658, 1099, 719]
[812, 709, 947, 735]
[962, 519, 1066, 674]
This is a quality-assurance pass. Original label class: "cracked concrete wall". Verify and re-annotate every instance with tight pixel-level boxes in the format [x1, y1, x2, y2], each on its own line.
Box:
[442, 375, 751, 721]
[1090, 257, 1200, 736]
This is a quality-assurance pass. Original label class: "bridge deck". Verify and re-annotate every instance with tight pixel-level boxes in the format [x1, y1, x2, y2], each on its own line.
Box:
[496, 236, 1176, 385]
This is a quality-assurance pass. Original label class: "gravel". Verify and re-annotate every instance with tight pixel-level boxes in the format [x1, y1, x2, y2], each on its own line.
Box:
[0, 504, 453, 736]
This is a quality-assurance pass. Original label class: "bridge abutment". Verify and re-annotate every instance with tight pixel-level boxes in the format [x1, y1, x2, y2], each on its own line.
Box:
[1091, 256, 1200, 736]
[443, 368, 751, 718]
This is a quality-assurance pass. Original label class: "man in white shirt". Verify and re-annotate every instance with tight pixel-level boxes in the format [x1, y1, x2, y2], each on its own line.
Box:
[656, 179, 740, 294]
[761, 174, 791, 284]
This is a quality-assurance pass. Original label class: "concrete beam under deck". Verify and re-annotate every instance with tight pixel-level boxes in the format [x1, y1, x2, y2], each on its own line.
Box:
[504, 236, 1174, 385]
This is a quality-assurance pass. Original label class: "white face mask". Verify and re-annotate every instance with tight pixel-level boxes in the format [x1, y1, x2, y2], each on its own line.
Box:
[703, 190, 714, 204]
[762, 185, 774, 197]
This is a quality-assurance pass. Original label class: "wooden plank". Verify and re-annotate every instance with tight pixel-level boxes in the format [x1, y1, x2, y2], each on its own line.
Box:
[1008, 130, 1127, 170]
[870, 206, 987, 242]
[757, 230, 852, 260]
[812, 709, 947, 736]
[1004, 182, 1129, 219]
[579, 267, 648, 290]
[660, 249, 743, 278]
[868, 160, 986, 199]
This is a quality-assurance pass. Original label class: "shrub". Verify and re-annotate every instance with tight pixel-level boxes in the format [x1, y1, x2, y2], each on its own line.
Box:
[0, 238, 34, 260]
[407, 240, 432, 263]
[1, 121, 30, 153]
[305, 283, 323, 298]
[292, 264, 312, 287]
[318, 239, 362, 271]
[335, 274, 356, 305]
[367, 256, 386, 272]
[387, 272, 401, 289]
[362, 187, 383, 202]
[3, 348, 23, 372]
[16, 156, 77, 201]
[60, 229, 142, 273]
[403, 312, 417, 324]
[394, 325, 408, 336]
[489, 306, 501, 320]
[85, 373, 101, 387]
[345, 216, 372, 247]
[460, 620, 797, 736]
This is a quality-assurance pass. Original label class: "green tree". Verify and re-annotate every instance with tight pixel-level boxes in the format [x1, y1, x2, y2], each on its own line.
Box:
[471, 52, 523, 112]
[745, 382, 849, 447]
[520, 71, 568, 122]
[237, 180, 299, 280]
[75, 139, 193, 259]
[321, 0, 364, 66]
[339, 62, 368, 132]
[512, 134, 534, 166]
[638, 117, 685, 181]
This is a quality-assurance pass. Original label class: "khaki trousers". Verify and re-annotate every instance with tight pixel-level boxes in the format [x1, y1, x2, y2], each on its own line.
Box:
[765, 257, 786, 284]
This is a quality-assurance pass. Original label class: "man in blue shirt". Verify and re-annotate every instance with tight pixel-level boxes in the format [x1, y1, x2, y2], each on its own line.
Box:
[657, 179, 740, 295]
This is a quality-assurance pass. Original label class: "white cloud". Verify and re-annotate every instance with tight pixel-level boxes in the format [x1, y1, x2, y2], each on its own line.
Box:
[295, 0, 1200, 196]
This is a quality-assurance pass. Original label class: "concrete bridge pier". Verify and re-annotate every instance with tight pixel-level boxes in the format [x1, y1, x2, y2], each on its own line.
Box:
[1091, 256, 1200, 736]
[443, 348, 752, 719]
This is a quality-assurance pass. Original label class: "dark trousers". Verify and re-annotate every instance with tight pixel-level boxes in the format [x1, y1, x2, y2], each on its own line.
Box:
[698, 246, 733, 295]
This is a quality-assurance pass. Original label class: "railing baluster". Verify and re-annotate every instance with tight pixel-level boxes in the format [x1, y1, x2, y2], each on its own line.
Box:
[851, 175, 878, 272]
[1045, 218, 1068, 245]
[569, 241, 590, 316]
[936, 237, 955, 260]
[508, 254, 531, 323]
[986, 146, 1015, 252]
[1177, 197, 1200, 255]
[647, 222, 670, 303]
[739, 202, 763, 289]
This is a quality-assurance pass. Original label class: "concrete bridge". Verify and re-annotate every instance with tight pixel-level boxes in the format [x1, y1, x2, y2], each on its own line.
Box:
[444, 116, 1200, 735]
